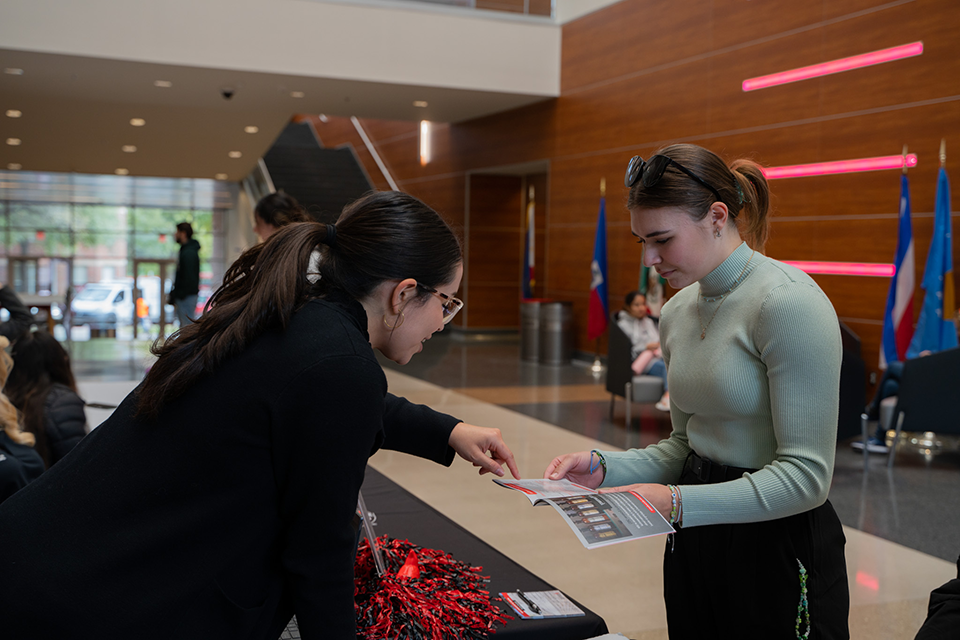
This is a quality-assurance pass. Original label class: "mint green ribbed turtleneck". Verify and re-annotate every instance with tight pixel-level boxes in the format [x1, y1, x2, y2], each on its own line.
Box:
[602, 242, 842, 528]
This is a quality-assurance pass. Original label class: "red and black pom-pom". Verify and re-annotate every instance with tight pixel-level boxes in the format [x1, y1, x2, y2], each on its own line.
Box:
[354, 535, 511, 640]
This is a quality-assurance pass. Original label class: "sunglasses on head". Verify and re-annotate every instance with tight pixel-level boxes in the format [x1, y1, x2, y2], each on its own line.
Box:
[416, 282, 464, 325]
[624, 154, 723, 203]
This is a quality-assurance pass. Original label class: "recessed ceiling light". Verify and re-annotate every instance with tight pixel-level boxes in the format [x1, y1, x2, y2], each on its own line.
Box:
[290, 91, 305, 98]
[4, 68, 24, 76]
[214, 173, 228, 180]
[122, 145, 137, 153]
[115, 168, 129, 175]
[228, 151, 242, 158]
[130, 118, 146, 127]
[7, 163, 22, 170]
[244, 126, 259, 134]
[5, 110, 22, 118]
[154, 80, 172, 88]
[6, 138, 21, 146]
[413, 101, 428, 108]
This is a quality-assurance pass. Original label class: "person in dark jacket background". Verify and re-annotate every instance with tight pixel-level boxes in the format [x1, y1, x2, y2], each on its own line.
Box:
[0, 282, 33, 342]
[171, 221, 201, 326]
[5, 331, 87, 468]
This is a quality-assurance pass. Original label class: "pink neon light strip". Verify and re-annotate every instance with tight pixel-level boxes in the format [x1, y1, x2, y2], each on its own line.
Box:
[783, 261, 895, 277]
[763, 154, 918, 179]
[743, 42, 923, 91]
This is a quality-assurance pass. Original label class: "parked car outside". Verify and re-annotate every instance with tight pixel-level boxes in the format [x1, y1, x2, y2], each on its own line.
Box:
[71, 277, 175, 331]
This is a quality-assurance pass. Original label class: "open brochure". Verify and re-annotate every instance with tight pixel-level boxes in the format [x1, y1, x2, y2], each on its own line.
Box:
[494, 478, 674, 549]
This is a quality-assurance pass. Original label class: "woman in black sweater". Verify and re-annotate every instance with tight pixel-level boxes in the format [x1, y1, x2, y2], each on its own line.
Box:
[0, 191, 518, 639]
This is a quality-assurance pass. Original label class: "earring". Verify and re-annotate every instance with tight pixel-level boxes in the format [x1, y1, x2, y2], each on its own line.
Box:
[383, 312, 405, 330]
[715, 228, 722, 238]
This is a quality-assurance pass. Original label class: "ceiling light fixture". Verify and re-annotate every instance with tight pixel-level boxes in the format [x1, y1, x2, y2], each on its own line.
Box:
[215, 173, 229, 180]
[6, 110, 22, 118]
[420, 120, 431, 166]
[7, 163, 22, 170]
[130, 118, 146, 127]
[154, 80, 173, 88]
[290, 91, 305, 98]
[228, 151, 242, 158]
[6, 138, 21, 146]
[4, 68, 24, 76]
[122, 145, 137, 153]
[115, 168, 129, 175]
[413, 101, 428, 108]
[244, 126, 259, 134]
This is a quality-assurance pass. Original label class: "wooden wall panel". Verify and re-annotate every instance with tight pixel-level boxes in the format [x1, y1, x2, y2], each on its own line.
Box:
[560, 0, 714, 94]
[294, 0, 960, 386]
[466, 175, 523, 328]
[710, 0, 826, 51]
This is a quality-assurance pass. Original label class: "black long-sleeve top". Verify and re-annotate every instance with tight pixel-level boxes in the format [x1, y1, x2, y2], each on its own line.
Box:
[0, 295, 459, 639]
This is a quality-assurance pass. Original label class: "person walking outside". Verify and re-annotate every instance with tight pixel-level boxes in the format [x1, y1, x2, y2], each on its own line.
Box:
[170, 222, 201, 327]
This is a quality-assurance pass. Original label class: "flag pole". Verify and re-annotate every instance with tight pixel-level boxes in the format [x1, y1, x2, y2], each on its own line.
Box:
[591, 177, 607, 376]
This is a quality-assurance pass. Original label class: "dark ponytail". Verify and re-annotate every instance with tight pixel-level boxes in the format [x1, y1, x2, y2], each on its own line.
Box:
[137, 191, 461, 419]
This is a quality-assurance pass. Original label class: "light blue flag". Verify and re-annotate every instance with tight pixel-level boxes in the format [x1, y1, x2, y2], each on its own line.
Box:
[907, 167, 958, 356]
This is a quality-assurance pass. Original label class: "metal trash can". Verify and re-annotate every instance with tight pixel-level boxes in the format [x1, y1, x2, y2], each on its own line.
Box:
[520, 300, 545, 362]
[538, 301, 574, 365]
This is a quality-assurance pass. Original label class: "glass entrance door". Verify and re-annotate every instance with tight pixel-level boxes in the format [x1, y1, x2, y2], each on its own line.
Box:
[132, 259, 177, 340]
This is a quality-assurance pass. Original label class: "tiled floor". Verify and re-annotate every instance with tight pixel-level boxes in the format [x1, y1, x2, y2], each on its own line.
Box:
[74, 333, 959, 639]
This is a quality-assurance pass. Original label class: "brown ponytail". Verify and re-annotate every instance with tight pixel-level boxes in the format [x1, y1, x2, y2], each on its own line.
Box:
[627, 144, 772, 252]
[730, 159, 770, 252]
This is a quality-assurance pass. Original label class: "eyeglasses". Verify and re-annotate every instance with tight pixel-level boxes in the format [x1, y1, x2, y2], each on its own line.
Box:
[416, 282, 464, 325]
[624, 154, 722, 202]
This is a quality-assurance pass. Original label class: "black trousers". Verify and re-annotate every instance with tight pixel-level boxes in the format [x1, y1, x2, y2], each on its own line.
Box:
[663, 456, 850, 639]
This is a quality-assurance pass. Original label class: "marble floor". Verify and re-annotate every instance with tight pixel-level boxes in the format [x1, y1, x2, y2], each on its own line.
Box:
[73, 334, 958, 639]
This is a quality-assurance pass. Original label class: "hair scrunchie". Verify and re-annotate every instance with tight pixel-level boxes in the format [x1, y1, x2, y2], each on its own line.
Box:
[324, 224, 337, 248]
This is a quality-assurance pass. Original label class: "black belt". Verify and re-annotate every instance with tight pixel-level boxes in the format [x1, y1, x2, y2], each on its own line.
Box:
[685, 451, 757, 484]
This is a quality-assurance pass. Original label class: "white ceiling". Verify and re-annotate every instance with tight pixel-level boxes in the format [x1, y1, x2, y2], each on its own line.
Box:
[0, 48, 554, 181]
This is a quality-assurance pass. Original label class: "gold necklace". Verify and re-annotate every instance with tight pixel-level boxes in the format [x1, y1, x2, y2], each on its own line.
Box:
[697, 250, 755, 340]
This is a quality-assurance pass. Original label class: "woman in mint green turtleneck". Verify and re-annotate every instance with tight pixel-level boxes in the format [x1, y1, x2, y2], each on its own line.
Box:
[545, 144, 849, 639]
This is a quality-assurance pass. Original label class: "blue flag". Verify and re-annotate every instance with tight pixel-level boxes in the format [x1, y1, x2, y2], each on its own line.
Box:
[587, 197, 609, 341]
[907, 166, 958, 356]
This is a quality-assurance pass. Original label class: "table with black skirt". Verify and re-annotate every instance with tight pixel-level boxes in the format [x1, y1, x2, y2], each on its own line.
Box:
[358, 467, 609, 640]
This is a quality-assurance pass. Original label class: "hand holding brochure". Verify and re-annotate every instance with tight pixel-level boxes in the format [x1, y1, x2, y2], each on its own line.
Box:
[494, 478, 674, 549]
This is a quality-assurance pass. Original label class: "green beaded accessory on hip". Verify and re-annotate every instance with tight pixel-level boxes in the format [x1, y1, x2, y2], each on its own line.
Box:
[795, 559, 810, 639]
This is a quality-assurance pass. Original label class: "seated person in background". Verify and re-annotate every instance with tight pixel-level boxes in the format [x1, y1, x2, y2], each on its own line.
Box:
[853, 349, 932, 454]
[5, 332, 88, 468]
[0, 336, 44, 502]
[616, 291, 669, 411]
[0, 283, 33, 343]
[253, 191, 310, 242]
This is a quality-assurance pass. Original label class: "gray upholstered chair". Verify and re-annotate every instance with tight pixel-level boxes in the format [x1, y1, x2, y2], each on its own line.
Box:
[606, 312, 665, 425]
[861, 347, 960, 469]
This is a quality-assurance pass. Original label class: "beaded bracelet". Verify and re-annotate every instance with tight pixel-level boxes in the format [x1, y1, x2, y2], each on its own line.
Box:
[589, 450, 607, 478]
[666, 485, 679, 524]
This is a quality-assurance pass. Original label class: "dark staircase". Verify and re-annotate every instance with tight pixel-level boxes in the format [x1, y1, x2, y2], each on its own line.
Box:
[261, 121, 374, 224]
